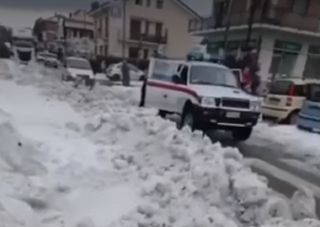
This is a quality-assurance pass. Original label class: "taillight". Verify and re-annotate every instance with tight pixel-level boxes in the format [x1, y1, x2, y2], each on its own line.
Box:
[286, 97, 293, 106]
[288, 84, 296, 96]
[286, 84, 296, 106]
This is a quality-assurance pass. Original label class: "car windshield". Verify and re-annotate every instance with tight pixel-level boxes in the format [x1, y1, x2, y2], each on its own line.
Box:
[40, 53, 56, 58]
[67, 58, 91, 70]
[307, 84, 320, 102]
[190, 65, 239, 88]
[269, 81, 293, 95]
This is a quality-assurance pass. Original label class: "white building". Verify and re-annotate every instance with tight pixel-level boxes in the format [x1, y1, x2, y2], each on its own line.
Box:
[90, 0, 200, 59]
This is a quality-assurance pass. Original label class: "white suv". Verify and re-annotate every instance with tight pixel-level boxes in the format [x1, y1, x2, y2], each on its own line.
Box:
[143, 58, 261, 141]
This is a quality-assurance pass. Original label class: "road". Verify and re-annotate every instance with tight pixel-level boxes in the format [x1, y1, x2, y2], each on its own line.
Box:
[207, 131, 320, 218]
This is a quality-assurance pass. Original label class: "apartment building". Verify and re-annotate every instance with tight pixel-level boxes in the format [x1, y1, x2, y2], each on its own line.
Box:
[64, 10, 95, 39]
[190, 0, 320, 80]
[33, 11, 95, 55]
[91, 0, 200, 59]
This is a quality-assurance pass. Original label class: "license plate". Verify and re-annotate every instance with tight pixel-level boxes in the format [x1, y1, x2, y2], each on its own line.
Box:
[226, 112, 240, 118]
[268, 98, 280, 104]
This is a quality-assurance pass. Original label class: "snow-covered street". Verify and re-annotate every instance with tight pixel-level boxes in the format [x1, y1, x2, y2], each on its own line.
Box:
[0, 60, 319, 227]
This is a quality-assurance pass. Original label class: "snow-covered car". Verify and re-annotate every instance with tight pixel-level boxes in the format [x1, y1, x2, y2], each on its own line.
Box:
[297, 83, 320, 133]
[143, 58, 262, 141]
[62, 57, 94, 82]
[106, 63, 145, 81]
[37, 52, 59, 68]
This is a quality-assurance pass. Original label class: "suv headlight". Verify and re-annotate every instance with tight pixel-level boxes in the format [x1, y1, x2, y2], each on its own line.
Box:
[251, 100, 261, 112]
[201, 97, 216, 107]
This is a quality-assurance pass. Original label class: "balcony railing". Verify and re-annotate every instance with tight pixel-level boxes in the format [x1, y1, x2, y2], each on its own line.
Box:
[130, 31, 168, 44]
[189, 9, 320, 33]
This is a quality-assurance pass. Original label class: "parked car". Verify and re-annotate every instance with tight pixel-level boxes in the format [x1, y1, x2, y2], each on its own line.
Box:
[143, 58, 262, 141]
[37, 52, 59, 68]
[262, 78, 314, 124]
[62, 57, 94, 82]
[297, 82, 320, 134]
[106, 62, 145, 81]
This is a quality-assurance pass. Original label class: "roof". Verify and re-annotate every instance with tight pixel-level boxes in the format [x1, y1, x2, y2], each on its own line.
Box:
[90, 0, 200, 18]
[174, 0, 201, 18]
[188, 61, 228, 69]
[66, 56, 88, 61]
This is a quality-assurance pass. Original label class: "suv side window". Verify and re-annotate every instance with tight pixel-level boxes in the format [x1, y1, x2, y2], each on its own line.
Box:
[179, 66, 189, 85]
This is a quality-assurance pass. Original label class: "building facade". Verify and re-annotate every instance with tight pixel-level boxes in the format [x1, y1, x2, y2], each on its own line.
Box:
[190, 0, 320, 80]
[64, 10, 95, 39]
[91, 0, 200, 59]
[33, 11, 95, 56]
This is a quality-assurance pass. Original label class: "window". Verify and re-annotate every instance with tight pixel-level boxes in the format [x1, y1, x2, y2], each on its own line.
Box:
[291, 0, 309, 15]
[307, 84, 320, 102]
[156, 0, 164, 9]
[269, 81, 293, 95]
[129, 47, 139, 58]
[269, 50, 298, 77]
[190, 66, 239, 88]
[146, 0, 151, 7]
[135, 0, 143, 6]
[143, 49, 149, 59]
[180, 66, 189, 85]
[67, 58, 91, 70]
[128, 63, 140, 72]
[295, 85, 306, 97]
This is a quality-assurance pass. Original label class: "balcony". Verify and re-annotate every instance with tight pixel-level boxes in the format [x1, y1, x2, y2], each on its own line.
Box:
[118, 30, 168, 45]
[130, 31, 168, 44]
[189, 9, 320, 34]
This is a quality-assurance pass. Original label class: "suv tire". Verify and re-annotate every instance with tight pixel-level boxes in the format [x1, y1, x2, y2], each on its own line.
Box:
[288, 111, 299, 125]
[158, 110, 167, 118]
[232, 127, 253, 141]
[178, 106, 196, 131]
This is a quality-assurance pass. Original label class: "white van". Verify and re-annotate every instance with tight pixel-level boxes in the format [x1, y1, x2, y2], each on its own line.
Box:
[144, 58, 262, 141]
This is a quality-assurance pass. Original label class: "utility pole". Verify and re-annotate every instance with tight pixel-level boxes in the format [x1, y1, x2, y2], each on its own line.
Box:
[121, 0, 130, 86]
[122, 0, 126, 59]
[223, 0, 234, 55]
[245, 0, 258, 49]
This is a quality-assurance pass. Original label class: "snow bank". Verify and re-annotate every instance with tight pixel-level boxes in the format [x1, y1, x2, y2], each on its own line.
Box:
[248, 123, 320, 169]
[0, 64, 319, 227]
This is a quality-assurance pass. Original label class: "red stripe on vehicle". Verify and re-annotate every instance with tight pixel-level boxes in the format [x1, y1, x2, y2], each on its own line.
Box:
[147, 81, 200, 101]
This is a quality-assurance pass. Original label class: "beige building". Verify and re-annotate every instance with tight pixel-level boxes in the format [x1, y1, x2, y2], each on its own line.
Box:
[91, 0, 200, 59]
[64, 10, 95, 39]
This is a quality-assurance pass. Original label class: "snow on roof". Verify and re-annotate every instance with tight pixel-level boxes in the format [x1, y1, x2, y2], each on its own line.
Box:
[66, 56, 88, 61]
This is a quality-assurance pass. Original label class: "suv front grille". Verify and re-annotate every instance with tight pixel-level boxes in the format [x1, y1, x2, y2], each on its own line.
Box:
[222, 98, 250, 109]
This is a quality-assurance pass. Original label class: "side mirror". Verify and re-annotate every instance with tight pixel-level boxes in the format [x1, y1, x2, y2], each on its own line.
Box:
[172, 74, 182, 84]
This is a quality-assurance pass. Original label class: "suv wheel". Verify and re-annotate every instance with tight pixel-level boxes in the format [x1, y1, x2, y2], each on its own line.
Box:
[158, 110, 167, 119]
[288, 111, 299, 125]
[112, 74, 121, 81]
[178, 107, 196, 131]
[232, 127, 253, 141]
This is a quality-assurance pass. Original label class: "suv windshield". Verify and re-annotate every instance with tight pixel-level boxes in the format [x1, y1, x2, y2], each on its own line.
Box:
[190, 65, 239, 88]
[67, 58, 91, 70]
[269, 81, 293, 95]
